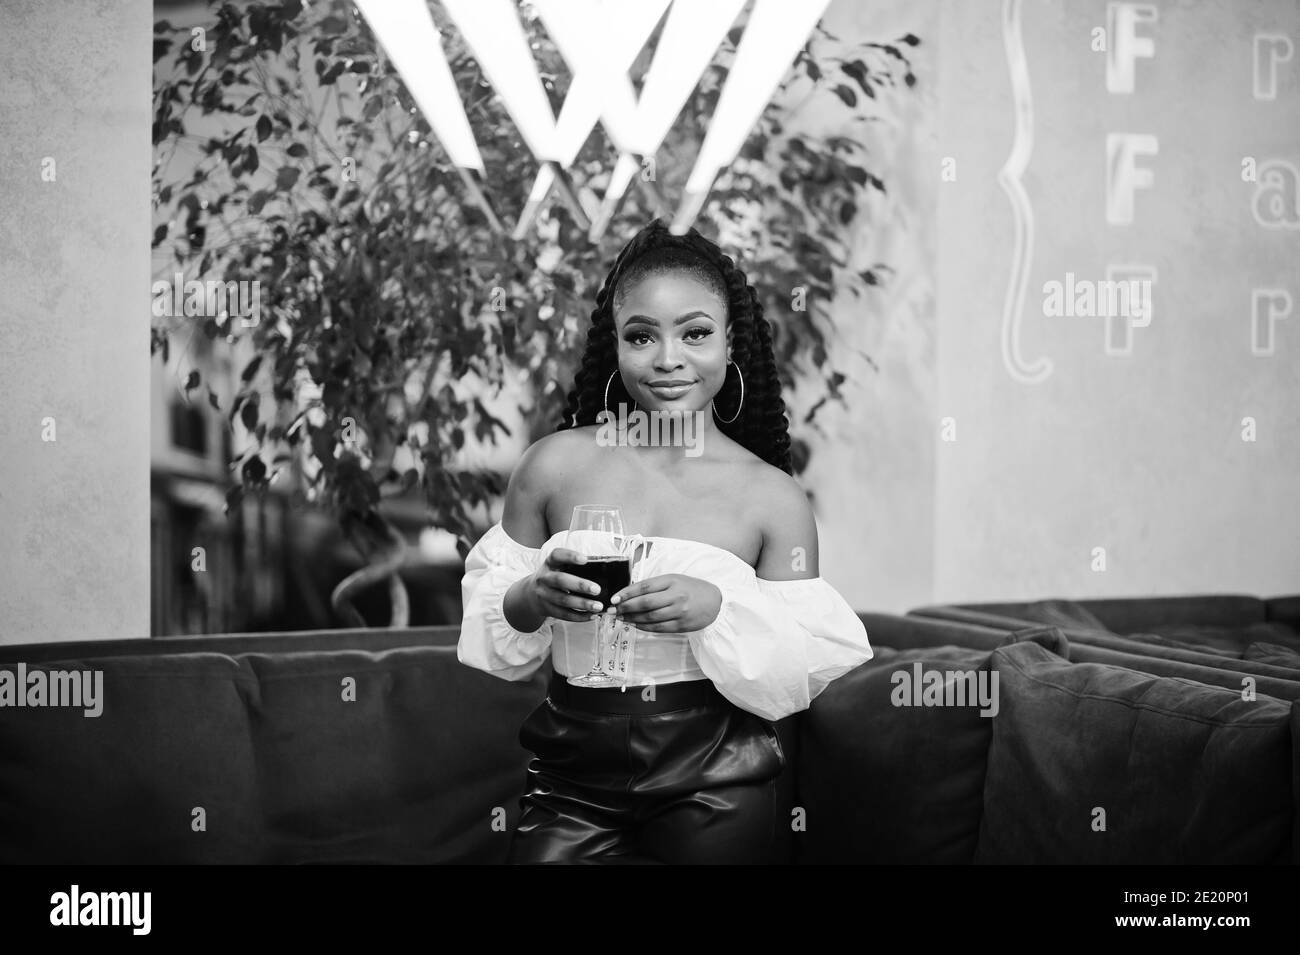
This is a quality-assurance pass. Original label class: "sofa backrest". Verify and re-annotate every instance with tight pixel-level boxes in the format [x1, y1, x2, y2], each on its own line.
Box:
[906, 603, 1300, 684]
[0, 639, 544, 863]
[0, 626, 464, 665]
[858, 611, 1010, 652]
[0, 628, 804, 865]
[1268, 596, 1300, 632]
[916, 594, 1273, 631]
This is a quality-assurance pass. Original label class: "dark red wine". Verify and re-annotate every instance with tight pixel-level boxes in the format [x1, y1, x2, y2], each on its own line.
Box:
[553, 556, 630, 610]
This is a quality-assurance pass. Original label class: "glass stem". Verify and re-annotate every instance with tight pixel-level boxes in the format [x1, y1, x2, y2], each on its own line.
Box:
[592, 612, 610, 674]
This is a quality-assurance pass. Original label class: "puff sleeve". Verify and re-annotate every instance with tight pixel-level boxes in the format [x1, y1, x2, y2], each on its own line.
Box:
[687, 576, 873, 721]
[457, 522, 554, 682]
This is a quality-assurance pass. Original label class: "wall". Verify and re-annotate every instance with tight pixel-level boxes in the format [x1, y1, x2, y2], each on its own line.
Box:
[804, 0, 1297, 612]
[931, 0, 1299, 604]
[0, 0, 152, 643]
[799, 0, 940, 614]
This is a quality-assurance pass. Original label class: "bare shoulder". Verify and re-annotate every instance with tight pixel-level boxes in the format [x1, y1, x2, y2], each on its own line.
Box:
[717, 436, 809, 518]
[502, 428, 595, 545]
[750, 462, 813, 526]
[513, 427, 596, 487]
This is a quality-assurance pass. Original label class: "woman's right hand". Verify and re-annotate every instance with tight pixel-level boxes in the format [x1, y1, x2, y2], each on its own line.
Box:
[523, 548, 606, 623]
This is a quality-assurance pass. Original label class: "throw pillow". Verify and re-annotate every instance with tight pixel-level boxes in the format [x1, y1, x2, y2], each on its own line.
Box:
[975, 641, 1293, 864]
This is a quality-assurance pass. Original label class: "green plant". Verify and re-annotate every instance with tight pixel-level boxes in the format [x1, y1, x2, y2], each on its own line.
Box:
[151, 0, 918, 626]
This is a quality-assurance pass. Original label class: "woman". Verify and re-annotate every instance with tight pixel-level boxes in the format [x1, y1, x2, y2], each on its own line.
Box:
[459, 218, 873, 864]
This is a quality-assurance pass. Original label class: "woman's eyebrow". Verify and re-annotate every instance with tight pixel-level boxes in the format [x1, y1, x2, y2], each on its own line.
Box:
[623, 311, 718, 328]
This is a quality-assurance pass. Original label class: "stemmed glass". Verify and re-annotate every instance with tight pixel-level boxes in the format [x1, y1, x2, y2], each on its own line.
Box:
[556, 505, 639, 688]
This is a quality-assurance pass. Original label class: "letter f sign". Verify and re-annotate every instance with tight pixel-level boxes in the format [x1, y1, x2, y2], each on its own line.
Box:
[1106, 2, 1158, 94]
[1107, 133, 1158, 226]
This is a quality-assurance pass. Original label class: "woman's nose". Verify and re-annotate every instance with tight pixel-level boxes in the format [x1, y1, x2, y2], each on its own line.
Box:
[655, 340, 684, 370]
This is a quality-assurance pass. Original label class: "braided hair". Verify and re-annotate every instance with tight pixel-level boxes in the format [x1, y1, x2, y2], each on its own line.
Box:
[555, 218, 793, 475]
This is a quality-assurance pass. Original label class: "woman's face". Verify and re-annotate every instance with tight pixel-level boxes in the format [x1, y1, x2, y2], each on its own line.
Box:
[612, 271, 731, 415]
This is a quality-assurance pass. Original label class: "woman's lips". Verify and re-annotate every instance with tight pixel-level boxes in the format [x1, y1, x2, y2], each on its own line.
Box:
[646, 382, 695, 399]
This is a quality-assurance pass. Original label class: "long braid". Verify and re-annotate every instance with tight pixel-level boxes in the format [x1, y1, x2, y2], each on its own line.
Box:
[692, 242, 793, 475]
[557, 226, 660, 427]
[556, 219, 794, 476]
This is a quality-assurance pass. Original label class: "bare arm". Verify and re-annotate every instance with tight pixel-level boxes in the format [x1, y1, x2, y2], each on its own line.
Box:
[500, 433, 606, 631]
[500, 437, 555, 632]
[755, 472, 820, 581]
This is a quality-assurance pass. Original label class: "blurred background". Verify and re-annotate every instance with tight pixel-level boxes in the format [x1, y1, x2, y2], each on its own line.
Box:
[0, 0, 1295, 643]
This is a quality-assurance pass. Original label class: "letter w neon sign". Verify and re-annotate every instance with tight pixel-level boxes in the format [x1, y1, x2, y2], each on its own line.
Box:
[354, 0, 830, 236]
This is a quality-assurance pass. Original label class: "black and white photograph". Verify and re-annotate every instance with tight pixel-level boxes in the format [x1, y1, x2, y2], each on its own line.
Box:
[0, 0, 1297, 923]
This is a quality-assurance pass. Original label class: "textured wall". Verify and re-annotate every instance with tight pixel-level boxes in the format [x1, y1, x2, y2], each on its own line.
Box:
[931, 0, 1299, 602]
[797, 0, 939, 614]
[0, 0, 152, 643]
[804, 0, 1297, 611]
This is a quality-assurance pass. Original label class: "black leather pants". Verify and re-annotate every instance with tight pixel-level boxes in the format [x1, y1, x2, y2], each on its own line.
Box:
[508, 671, 786, 864]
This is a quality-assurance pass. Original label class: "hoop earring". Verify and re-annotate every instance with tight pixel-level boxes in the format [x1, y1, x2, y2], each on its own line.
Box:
[604, 370, 639, 417]
[712, 360, 744, 424]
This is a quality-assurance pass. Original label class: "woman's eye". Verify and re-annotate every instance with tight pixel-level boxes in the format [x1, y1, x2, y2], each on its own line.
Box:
[624, 327, 711, 345]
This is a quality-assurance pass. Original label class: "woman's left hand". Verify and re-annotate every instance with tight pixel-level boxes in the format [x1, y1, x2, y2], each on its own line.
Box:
[610, 574, 723, 633]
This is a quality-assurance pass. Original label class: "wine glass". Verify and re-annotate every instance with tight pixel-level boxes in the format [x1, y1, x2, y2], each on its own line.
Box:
[607, 538, 653, 686]
[556, 505, 635, 688]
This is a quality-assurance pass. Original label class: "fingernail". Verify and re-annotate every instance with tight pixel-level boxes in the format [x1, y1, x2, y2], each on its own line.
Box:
[610, 595, 620, 605]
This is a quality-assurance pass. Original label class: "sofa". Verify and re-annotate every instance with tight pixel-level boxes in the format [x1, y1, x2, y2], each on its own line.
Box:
[809, 613, 1299, 864]
[909, 594, 1300, 665]
[1, 598, 1296, 864]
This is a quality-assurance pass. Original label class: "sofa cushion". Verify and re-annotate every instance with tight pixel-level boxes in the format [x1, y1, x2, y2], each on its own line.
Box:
[975, 641, 1294, 864]
[1244, 641, 1300, 672]
[1004, 626, 1070, 656]
[1119, 631, 1244, 658]
[1121, 621, 1300, 657]
[797, 646, 996, 864]
[241, 646, 543, 864]
[1059, 638, 1300, 702]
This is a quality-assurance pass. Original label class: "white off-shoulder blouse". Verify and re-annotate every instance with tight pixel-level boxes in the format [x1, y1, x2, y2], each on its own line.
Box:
[458, 522, 874, 722]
